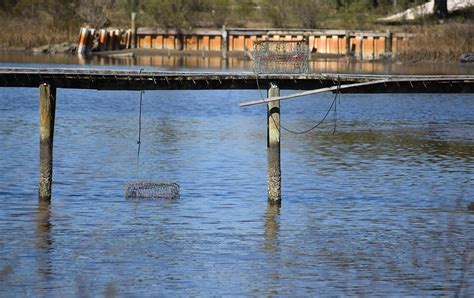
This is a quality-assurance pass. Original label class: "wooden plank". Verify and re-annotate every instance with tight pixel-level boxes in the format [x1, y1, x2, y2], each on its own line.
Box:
[320, 36, 327, 53]
[155, 35, 163, 49]
[201, 36, 210, 50]
[240, 80, 390, 107]
[138, 28, 222, 36]
[210, 36, 221, 51]
[364, 36, 374, 60]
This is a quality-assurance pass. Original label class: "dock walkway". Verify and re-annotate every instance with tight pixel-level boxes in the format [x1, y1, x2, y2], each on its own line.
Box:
[1, 67, 473, 93]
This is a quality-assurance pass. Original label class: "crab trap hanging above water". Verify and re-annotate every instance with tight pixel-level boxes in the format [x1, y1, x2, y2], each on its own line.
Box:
[253, 40, 309, 74]
[125, 181, 180, 199]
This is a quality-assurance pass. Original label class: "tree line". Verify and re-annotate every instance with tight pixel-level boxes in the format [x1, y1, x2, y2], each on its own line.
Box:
[0, 0, 453, 29]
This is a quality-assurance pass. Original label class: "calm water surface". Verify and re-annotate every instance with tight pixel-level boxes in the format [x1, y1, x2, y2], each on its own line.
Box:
[0, 55, 473, 296]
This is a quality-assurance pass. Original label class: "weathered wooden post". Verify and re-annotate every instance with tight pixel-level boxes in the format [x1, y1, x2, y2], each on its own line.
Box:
[385, 29, 393, 56]
[38, 83, 56, 202]
[98, 29, 108, 51]
[131, 12, 137, 49]
[345, 31, 351, 55]
[221, 25, 228, 60]
[113, 29, 121, 50]
[267, 83, 281, 205]
[77, 27, 90, 55]
[176, 30, 184, 51]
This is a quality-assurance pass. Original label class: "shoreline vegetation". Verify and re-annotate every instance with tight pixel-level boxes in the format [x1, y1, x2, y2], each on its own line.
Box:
[0, 0, 473, 63]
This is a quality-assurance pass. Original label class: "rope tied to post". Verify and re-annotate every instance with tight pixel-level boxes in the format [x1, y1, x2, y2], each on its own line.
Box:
[253, 70, 341, 135]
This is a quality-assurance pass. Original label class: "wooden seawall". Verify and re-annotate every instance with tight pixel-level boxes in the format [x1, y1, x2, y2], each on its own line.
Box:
[1, 67, 473, 205]
[137, 28, 408, 60]
[83, 27, 410, 60]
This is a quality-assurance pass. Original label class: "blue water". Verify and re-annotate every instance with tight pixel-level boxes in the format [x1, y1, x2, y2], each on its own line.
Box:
[0, 58, 473, 296]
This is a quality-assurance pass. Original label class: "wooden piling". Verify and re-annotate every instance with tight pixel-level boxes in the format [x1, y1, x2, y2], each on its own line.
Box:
[38, 83, 56, 202]
[176, 31, 184, 51]
[221, 25, 228, 60]
[113, 29, 121, 50]
[98, 29, 108, 51]
[131, 12, 137, 49]
[87, 29, 95, 53]
[385, 29, 393, 56]
[77, 27, 89, 55]
[267, 83, 281, 204]
[345, 31, 351, 55]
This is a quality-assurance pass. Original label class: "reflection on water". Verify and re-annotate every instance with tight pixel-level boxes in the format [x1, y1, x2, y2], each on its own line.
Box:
[0, 57, 473, 295]
[1, 51, 473, 74]
[264, 203, 280, 253]
[35, 202, 52, 280]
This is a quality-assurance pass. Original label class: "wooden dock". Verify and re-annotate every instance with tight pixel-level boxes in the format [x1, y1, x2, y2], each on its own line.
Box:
[1, 67, 473, 205]
[0, 67, 473, 93]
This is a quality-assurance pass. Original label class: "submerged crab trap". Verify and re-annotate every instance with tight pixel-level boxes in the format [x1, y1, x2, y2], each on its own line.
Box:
[253, 40, 309, 74]
[125, 181, 180, 199]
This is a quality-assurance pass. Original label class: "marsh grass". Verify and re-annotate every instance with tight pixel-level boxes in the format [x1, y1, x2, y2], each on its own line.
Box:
[398, 22, 474, 62]
[0, 15, 77, 49]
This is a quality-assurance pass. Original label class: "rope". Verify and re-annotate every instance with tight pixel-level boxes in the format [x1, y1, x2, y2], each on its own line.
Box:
[253, 69, 340, 135]
[136, 69, 144, 178]
[333, 77, 340, 134]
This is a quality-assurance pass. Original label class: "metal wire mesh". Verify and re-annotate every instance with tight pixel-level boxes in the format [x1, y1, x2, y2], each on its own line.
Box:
[253, 40, 309, 74]
[125, 181, 180, 199]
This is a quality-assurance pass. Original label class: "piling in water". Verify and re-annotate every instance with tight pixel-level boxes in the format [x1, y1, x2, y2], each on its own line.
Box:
[267, 83, 281, 204]
[98, 29, 108, 51]
[77, 27, 89, 55]
[38, 83, 56, 202]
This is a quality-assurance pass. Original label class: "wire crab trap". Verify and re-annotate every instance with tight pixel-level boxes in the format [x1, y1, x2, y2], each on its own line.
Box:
[125, 181, 180, 199]
[253, 40, 309, 74]
[124, 89, 180, 200]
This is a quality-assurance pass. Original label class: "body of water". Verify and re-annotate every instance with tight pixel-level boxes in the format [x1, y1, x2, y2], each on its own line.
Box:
[0, 55, 473, 296]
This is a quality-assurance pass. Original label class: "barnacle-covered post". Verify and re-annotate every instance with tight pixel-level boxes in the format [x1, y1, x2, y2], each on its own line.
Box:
[267, 82, 281, 205]
[38, 83, 56, 202]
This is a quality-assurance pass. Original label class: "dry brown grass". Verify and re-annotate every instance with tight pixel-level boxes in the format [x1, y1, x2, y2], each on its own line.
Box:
[398, 22, 474, 62]
[0, 15, 78, 49]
